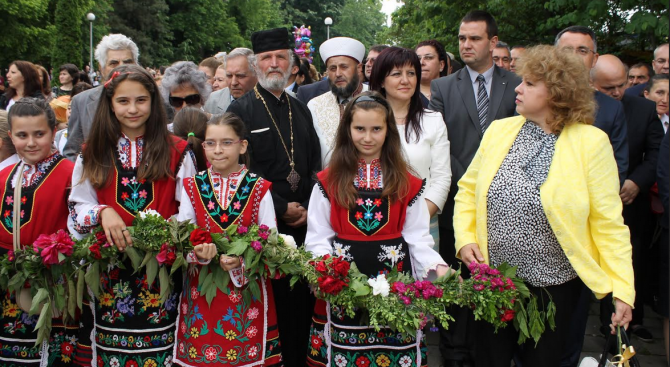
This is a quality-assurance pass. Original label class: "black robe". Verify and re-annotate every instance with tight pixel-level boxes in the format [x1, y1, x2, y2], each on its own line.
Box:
[227, 83, 320, 367]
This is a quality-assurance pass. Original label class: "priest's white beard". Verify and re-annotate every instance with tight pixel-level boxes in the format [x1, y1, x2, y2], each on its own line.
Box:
[258, 67, 290, 93]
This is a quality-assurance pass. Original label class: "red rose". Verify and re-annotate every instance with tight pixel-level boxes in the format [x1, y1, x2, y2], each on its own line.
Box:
[315, 261, 328, 274]
[500, 309, 515, 322]
[89, 243, 102, 260]
[331, 257, 350, 277]
[318, 275, 347, 295]
[190, 228, 212, 246]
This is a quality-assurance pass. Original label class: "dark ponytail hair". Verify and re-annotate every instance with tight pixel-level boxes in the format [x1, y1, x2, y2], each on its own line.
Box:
[172, 107, 208, 171]
[207, 112, 250, 167]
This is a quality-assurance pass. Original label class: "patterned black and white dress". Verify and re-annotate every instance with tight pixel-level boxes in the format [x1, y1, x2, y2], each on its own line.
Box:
[486, 121, 578, 287]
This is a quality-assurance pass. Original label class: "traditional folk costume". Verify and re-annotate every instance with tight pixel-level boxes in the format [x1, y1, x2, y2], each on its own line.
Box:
[68, 134, 196, 367]
[228, 26, 322, 366]
[173, 165, 281, 366]
[305, 160, 447, 367]
[0, 152, 77, 367]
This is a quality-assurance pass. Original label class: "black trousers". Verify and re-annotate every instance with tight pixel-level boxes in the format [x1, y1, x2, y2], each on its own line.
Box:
[474, 278, 584, 367]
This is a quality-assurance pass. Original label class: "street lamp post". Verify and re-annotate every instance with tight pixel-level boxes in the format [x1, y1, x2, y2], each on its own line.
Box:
[87, 13, 96, 74]
[324, 17, 333, 40]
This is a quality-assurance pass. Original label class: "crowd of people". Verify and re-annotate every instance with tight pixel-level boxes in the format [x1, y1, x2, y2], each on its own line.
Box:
[0, 8, 668, 367]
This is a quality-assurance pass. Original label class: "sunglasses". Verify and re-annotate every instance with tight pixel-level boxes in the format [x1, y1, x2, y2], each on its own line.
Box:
[169, 94, 201, 108]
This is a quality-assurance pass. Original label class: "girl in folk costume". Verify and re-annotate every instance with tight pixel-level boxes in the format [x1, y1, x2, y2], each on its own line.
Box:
[68, 65, 197, 367]
[0, 98, 77, 367]
[174, 112, 282, 366]
[305, 91, 451, 367]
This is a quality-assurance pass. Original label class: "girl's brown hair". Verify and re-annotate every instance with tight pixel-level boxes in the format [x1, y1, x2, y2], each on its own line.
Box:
[82, 64, 176, 188]
[327, 91, 410, 208]
[172, 107, 208, 171]
[207, 112, 250, 167]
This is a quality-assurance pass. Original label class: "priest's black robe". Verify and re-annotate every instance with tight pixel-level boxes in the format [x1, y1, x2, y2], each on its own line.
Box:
[228, 83, 320, 367]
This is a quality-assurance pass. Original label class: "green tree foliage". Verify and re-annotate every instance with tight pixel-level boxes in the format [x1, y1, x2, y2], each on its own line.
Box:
[228, 0, 287, 46]
[168, 0, 245, 62]
[0, 0, 54, 67]
[331, 0, 386, 49]
[107, 0, 173, 67]
[52, 0, 86, 70]
[384, 0, 668, 62]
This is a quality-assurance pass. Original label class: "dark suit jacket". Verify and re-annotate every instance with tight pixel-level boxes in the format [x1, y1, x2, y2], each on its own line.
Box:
[63, 86, 103, 161]
[594, 91, 629, 186]
[428, 66, 521, 188]
[624, 82, 647, 98]
[657, 131, 669, 228]
[620, 94, 664, 229]
[295, 79, 330, 105]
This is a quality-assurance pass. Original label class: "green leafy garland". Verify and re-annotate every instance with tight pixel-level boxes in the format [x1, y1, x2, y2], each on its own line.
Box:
[0, 211, 554, 346]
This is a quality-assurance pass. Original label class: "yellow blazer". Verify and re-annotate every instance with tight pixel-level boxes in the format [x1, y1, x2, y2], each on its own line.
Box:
[454, 115, 634, 306]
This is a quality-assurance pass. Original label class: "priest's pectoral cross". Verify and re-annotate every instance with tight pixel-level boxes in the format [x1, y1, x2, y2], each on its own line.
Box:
[287, 162, 301, 192]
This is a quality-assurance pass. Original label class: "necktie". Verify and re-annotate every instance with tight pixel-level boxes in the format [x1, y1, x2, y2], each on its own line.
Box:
[476, 74, 489, 132]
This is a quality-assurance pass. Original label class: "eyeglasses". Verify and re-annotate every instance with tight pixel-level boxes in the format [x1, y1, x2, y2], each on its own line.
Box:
[169, 94, 201, 108]
[562, 46, 596, 56]
[202, 140, 242, 150]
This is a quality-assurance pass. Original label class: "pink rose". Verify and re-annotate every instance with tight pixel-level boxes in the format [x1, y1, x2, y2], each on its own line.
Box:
[33, 230, 74, 265]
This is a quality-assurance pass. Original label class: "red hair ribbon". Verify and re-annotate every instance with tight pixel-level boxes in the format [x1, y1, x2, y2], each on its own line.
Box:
[103, 71, 122, 88]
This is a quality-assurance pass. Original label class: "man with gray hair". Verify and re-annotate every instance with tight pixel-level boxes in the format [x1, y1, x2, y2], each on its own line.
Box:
[64, 33, 139, 161]
[204, 47, 257, 114]
[227, 27, 320, 367]
[492, 41, 511, 71]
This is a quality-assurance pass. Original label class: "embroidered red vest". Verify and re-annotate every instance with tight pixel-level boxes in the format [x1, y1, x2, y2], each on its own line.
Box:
[183, 170, 272, 231]
[97, 137, 189, 225]
[317, 169, 424, 241]
[0, 156, 74, 250]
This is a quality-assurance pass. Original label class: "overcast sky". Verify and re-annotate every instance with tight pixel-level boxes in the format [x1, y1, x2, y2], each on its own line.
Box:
[381, 0, 402, 26]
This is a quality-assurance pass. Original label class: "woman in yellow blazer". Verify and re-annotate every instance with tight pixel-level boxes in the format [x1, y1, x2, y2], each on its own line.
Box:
[454, 45, 634, 367]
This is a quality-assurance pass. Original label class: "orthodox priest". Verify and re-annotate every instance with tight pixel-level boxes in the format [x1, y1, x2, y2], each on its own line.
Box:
[227, 27, 321, 366]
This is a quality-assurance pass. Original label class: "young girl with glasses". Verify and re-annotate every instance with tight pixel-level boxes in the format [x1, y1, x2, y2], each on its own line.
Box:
[173, 112, 282, 367]
[305, 91, 451, 367]
[68, 64, 197, 367]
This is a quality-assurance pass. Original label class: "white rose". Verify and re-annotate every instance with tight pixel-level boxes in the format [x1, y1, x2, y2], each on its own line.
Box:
[367, 274, 390, 297]
[280, 234, 297, 249]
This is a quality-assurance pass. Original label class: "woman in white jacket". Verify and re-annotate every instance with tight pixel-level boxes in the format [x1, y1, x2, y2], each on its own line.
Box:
[369, 47, 451, 249]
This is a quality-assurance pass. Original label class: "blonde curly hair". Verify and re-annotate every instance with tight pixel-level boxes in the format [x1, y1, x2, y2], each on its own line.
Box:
[517, 45, 596, 134]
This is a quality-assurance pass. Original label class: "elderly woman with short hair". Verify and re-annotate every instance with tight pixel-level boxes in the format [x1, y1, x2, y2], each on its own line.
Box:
[454, 45, 634, 367]
[160, 61, 211, 116]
